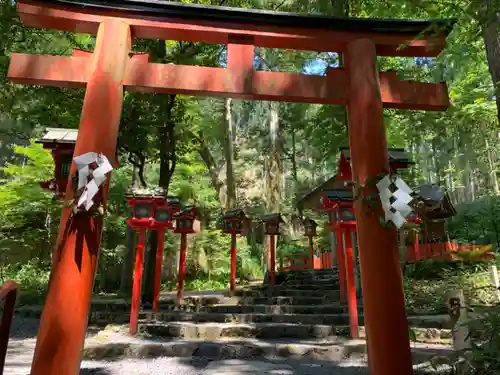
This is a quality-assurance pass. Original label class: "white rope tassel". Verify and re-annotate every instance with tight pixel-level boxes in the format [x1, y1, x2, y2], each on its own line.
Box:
[376, 174, 414, 228]
[73, 152, 113, 211]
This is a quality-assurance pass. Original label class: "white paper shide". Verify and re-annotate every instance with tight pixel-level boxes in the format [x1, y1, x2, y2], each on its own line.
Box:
[73, 152, 113, 211]
[376, 174, 414, 229]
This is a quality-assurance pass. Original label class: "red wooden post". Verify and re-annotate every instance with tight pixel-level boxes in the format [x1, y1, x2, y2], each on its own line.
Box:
[344, 228, 359, 338]
[269, 235, 276, 286]
[0, 280, 18, 375]
[345, 38, 413, 375]
[414, 232, 420, 261]
[177, 233, 188, 305]
[230, 233, 237, 294]
[130, 228, 147, 335]
[30, 19, 131, 375]
[153, 228, 165, 312]
[335, 229, 347, 304]
[308, 235, 314, 269]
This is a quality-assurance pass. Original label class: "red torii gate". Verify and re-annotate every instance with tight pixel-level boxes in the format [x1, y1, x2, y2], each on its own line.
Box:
[7, 1, 453, 375]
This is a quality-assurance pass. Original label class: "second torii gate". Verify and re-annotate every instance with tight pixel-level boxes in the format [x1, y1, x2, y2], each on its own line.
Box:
[7, 1, 453, 375]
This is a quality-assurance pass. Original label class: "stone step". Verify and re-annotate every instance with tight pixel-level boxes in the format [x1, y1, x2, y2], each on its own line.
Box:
[139, 321, 349, 339]
[93, 319, 452, 345]
[236, 288, 340, 298]
[82, 329, 452, 369]
[91, 312, 356, 326]
[277, 268, 338, 277]
[209, 303, 352, 315]
[277, 282, 339, 289]
[241, 295, 340, 305]
[88, 311, 451, 332]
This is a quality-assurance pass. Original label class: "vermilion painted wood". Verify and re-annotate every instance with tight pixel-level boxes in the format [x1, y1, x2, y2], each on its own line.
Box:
[335, 230, 346, 304]
[17, 1, 446, 57]
[269, 235, 276, 286]
[130, 228, 147, 335]
[29, 19, 132, 375]
[344, 229, 359, 339]
[227, 36, 255, 95]
[0, 281, 18, 375]
[346, 38, 412, 375]
[177, 233, 187, 305]
[153, 228, 165, 312]
[230, 233, 237, 294]
[308, 235, 314, 269]
[8, 53, 449, 110]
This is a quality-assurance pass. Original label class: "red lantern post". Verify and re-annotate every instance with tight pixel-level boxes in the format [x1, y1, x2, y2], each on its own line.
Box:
[302, 218, 318, 268]
[173, 206, 196, 305]
[150, 196, 181, 312]
[336, 206, 358, 339]
[125, 187, 166, 335]
[220, 209, 248, 294]
[262, 213, 285, 286]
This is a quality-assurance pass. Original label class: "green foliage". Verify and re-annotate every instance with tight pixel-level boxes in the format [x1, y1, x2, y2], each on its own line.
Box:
[448, 196, 500, 246]
[404, 260, 497, 315]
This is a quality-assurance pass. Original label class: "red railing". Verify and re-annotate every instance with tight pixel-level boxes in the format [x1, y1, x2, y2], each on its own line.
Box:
[280, 253, 309, 271]
[0, 280, 18, 375]
[279, 241, 484, 271]
[407, 241, 456, 262]
[280, 252, 333, 271]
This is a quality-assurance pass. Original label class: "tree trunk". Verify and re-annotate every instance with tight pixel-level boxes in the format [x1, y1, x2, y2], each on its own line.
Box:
[119, 225, 135, 297]
[224, 98, 236, 210]
[266, 101, 282, 213]
[290, 127, 303, 217]
[485, 135, 500, 194]
[265, 101, 281, 281]
[120, 163, 138, 296]
[143, 40, 178, 306]
[481, 2, 500, 124]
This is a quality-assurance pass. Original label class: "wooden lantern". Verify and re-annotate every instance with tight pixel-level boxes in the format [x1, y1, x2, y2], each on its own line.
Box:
[321, 189, 354, 226]
[221, 209, 248, 234]
[36, 127, 78, 196]
[302, 218, 318, 237]
[153, 195, 181, 230]
[262, 213, 285, 235]
[173, 206, 196, 234]
[125, 186, 166, 229]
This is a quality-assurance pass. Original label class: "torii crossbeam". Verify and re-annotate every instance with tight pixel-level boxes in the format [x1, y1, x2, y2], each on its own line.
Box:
[7, 1, 455, 375]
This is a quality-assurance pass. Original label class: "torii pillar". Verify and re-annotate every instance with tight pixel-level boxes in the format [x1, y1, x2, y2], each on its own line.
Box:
[29, 20, 131, 375]
[345, 38, 412, 374]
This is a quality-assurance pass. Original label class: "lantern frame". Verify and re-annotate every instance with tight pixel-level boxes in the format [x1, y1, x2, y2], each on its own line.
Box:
[151, 195, 181, 230]
[262, 213, 285, 236]
[125, 186, 167, 230]
[321, 189, 355, 229]
[221, 209, 248, 234]
[302, 218, 318, 237]
[173, 206, 196, 234]
[36, 128, 78, 197]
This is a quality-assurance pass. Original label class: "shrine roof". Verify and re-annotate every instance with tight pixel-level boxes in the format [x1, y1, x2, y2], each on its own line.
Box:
[322, 189, 354, 201]
[34, 0, 455, 36]
[339, 147, 415, 164]
[222, 209, 247, 220]
[262, 213, 285, 223]
[413, 184, 456, 219]
[37, 127, 78, 144]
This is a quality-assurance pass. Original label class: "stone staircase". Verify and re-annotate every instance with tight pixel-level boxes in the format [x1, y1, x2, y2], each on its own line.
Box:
[13, 268, 453, 372]
[88, 268, 358, 340]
